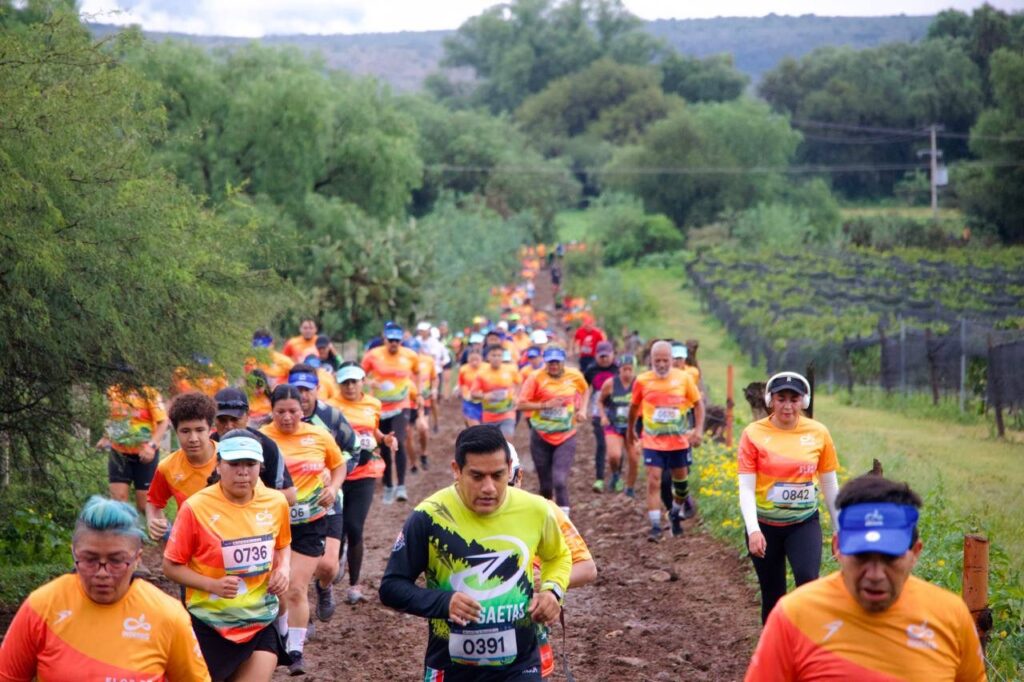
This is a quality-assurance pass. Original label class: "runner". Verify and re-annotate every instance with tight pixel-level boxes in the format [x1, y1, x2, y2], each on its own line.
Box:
[738, 371, 840, 623]
[145, 391, 218, 541]
[0, 496, 210, 681]
[582, 341, 617, 492]
[571, 317, 606, 374]
[471, 344, 522, 438]
[596, 354, 638, 495]
[248, 329, 295, 387]
[163, 431, 292, 681]
[516, 346, 588, 515]
[668, 341, 702, 518]
[282, 318, 319, 362]
[361, 323, 421, 504]
[315, 335, 342, 373]
[456, 346, 484, 427]
[334, 362, 399, 605]
[97, 383, 169, 513]
[626, 340, 704, 541]
[260, 384, 345, 675]
[210, 387, 297, 504]
[379, 425, 572, 681]
[409, 338, 439, 472]
[745, 474, 986, 681]
[305, 355, 342, 406]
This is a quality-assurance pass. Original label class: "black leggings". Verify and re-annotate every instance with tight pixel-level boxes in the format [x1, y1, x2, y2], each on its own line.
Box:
[750, 513, 822, 623]
[529, 430, 577, 508]
[380, 410, 409, 487]
[591, 417, 607, 480]
[341, 477, 375, 585]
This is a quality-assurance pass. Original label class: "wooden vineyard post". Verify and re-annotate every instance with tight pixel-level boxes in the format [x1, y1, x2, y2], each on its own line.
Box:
[725, 364, 734, 448]
[962, 534, 993, 648]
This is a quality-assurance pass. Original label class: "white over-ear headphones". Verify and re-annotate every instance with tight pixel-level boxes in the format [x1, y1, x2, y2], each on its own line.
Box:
[764, 372, 812, 410]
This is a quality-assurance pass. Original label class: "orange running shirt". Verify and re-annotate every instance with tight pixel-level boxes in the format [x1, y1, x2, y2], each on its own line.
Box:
[164, 482, 291, 644]
[282, 335, 318, 363]
[245, 350, 295, 386]
[336, 393, 385, 481]
[259, 421, 342, 524]
[361, 346, 420, 416]
[472, 364, 522, 423]
[630, 368, 701, 451]
[745, 572, 986, 682]
[104, 387, 168, 455]
[738, 416, 839, 526]
[0, 573, 211, 681]
[317, 368, 342, 406]
[518, 369, 587, 446]
[147, 447, 217, 509]
[417, 354, 439, 408]
[172, 368, 229, 398]
[458, 363, 482, 401]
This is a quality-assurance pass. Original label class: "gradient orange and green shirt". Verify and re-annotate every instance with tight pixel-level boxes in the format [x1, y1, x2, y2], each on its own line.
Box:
[745, 572, 986, 682]
[630, 368, 701, 451]
[336, 393, 385, 482]
[172, 367, 229, 398]
[519, 368, 587, 446]
[458, 362, 482, 402]
[147, 447, 217, 509]
[260, 421, 343, 524]
[164, 482, 291, 644]
[471, 363, 522, 422]
[361, 345, 420, 416]
[104, 386, 168, 455]
[738, 416, 838, 526]
[245, 350, 295, 386]
[317, 368, 342, 407]
[417, 353, 439, 407]
[282, 335, 318, 363]
[0, 573, 211, 681]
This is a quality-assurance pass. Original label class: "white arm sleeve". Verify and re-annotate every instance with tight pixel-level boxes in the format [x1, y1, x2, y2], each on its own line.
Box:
[820, 471, 840, 529]
[738, 473, 761, 536]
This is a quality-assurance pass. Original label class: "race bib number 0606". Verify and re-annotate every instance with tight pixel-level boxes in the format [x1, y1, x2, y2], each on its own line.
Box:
[449, 627, 517, 666]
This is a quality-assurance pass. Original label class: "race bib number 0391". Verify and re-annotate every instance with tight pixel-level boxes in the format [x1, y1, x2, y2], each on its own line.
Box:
[767, 481, 816, 508]
[449, 627, 517, 666]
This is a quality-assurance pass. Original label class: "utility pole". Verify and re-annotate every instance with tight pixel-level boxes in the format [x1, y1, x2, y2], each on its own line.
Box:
[930, 125, 938, 219]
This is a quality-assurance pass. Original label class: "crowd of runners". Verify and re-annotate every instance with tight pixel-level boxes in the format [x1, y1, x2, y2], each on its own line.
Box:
[0, 244, 988, 681]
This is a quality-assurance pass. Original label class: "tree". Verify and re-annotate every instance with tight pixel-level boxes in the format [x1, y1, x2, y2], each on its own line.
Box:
[660, 53, 748, 103]
[583, 194, 684, 264]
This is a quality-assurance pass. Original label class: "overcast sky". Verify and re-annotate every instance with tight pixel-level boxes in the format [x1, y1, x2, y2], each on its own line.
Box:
[78, 0, 1022, 36]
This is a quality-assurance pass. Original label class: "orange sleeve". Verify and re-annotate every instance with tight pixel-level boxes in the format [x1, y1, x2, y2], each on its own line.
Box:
[744, 603, 797, 682]
[360, 353, 373, 374]
[630, 376, 645, 406]
[955, 604, 987, 682]
[164, 607, 212, 681]
[519, 374, 538, 403]
[324, 433, 343, 471]
[147, 468, 172, 509]
[147, 389, 168, 424]
[818, 427, 839, 474]
[737, 428, 758, 474]
[163, 503, 199, 566]
[275, 498, 292, 551]
[0, 598, 44, 681]
[685, 376, 701, 406]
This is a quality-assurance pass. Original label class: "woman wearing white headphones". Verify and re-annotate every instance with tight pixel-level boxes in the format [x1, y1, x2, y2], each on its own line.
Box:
[736, 372, 840, 623]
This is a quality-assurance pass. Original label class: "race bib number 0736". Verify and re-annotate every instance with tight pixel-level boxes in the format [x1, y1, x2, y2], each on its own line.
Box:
[221, 535, 273, 576]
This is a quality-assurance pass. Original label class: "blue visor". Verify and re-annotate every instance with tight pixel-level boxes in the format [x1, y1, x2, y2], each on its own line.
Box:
[526, 347, 541, 359]
[543, 348, 566, 362]
[289, 371, 319, 389]
[384, 329, 404, 341]
[218, 436, 264, 463]
[252, 336, 272, 348]
[838, 502, 919, 556]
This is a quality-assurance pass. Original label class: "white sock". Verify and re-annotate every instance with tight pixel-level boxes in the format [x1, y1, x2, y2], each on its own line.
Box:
[276, 615, 288, 637]
[559, 506, 570, 518]
[288, 627, 307, 654]
[648, 510, 661, 528]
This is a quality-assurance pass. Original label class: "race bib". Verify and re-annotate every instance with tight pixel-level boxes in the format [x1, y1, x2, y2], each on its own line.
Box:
[489, 389, 509, 402]
[221, 535, 273, 577]
[767, 481, 816, 508]
[290, 503, 314, 523]
[449, 626, 517, 666]
[357, 432, 376, 452]
[539, 407, 568, 421]
[652, 407, 681, 424]
[378, 381, 395, 392]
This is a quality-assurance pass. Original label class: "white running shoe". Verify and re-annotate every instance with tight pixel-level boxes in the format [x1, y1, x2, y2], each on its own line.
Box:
[395, 485, 409, 502]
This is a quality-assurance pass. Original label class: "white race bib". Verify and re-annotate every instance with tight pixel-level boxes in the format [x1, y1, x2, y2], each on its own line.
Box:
[357, 432, 376, 451]
[652, 407, 681, 424]
[290, 503, 313, 523]
[449, 626, 517, 666]
[221, 535, 273, 576]
[489, 389, 509, 402]
[767, 481, 816, 508]
[539, 407, 568, 421]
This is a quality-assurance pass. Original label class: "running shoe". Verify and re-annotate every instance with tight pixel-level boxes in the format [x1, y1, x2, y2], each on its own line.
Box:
[306, 619, 316, 642]
[410, 463, 419, 474]
[333, 544, 348, 585]
[346, 586, 367, 604]
[669, 508, 684, 537]
[683, 494, 698, 520]
[382, 486, 396, 505]
[315, 581, 336, 621]
[420, 454, 430, 470]
[612, 473, 624, 493]
[592, 479, 604, 493]
[647, 526, 662, 543]
[624, 487, 636, 499]
[395, 485, 409, 502]
[288, 651, 306, 676]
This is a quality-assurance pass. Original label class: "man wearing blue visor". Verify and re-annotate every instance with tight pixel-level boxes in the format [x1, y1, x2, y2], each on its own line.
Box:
[745, 474, 986, 681]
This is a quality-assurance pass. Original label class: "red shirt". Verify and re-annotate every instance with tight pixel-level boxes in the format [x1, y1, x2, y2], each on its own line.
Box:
[573, 326, 606, 358]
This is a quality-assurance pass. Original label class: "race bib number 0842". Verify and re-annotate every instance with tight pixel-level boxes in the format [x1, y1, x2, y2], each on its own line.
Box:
[767, 481, 816, 508]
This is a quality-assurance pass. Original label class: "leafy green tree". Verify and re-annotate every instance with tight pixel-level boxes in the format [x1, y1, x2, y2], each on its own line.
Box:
[660, 52, 748, 103]
[577, 194, 683, 264]
[603, 99, 801, 227]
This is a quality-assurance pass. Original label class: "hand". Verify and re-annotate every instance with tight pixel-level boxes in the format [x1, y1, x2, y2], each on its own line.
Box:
[318, 486, 337, 509]
[687, 430, 703, 448]
[575, 412, 587, 424]
[95, 437, 110, 450]
[208, 576, 242, 599]
[448, 592, 481, 627]
[138, 442, 157, 464]
[147, 516, 168, 542]
[267, 568, 289, 596]
[600, 416, 610, 427]
[528, 590, 561, 626]
[542, 399, 563, 410]
[831, 533, 839, 559]
[384, 434, 399, 451]
[748, 531, 767, 558]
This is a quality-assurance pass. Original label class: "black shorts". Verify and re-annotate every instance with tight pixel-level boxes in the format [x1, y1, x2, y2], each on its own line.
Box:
[325, 510, 343, 541]
[409, 408, 419, 421]
[291, 516, 329, 558]
[191, 615, 288, 681]
[107, 449, 158, 490]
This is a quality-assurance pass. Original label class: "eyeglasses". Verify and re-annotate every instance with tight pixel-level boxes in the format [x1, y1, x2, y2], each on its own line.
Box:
[217, 400, 248, 411]
[73, 552, 138, 575]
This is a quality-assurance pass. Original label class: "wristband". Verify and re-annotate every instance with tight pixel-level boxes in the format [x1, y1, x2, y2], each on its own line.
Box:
[541, 582, 565, 605]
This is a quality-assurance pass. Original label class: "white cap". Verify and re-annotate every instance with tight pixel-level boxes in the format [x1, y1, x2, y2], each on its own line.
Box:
[430, 326, 440, 340]
[530, 330, 549, 345]
[417, 321, 431, 332]
[507, 441, 521, 485]
[496, 320, 509, 331]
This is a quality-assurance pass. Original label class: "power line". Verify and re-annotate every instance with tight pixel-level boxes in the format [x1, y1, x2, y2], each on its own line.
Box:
[791, 118, 1024, 143]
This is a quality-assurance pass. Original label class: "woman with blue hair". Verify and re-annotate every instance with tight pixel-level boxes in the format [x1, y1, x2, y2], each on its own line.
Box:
[0, 496, 210, 680]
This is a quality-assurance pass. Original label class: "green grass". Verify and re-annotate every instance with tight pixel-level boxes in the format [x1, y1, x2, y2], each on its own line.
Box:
[555, 210, 591, 243]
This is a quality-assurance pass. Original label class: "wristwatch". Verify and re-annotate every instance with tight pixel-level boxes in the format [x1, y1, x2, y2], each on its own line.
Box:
[541, 581, 565, 605]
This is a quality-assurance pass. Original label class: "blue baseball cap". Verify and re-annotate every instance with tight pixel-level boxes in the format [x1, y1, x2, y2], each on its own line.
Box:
[288, 370, 319, 390]
[526, 347, 541, 359]
[543, 347, 566, 363]
[384, 325, 404, 341]
[838, 502, 919, 556]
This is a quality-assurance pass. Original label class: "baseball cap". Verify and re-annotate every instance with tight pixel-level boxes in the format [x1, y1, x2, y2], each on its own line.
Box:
[838, 502, 919, 556]
[288, 369, 319, 390]
[671, 343, 688, 360]
[218, 434, 264, 463]
[251, 332, 272, 348]
[543, 347, 566, 362]
[404, 338, 422, 352]
[384, 324, 404, 341]
[315, 334, 331, 349]
[526, 347, 541, 359]
[767, 372, 808, 395]
[530, 330, 549, 345]
[469, 332, 485, 344]
[507, 441, 522, 485]
[417, 321, 431, 332]
[619, 353, 636, 367]
[596, 341, 614, 356]
[214, 388, 249, 418]
[336, 365, 366, 383]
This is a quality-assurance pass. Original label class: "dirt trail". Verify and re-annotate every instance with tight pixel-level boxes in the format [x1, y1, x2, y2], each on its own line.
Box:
[136, 262, 762, 680]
